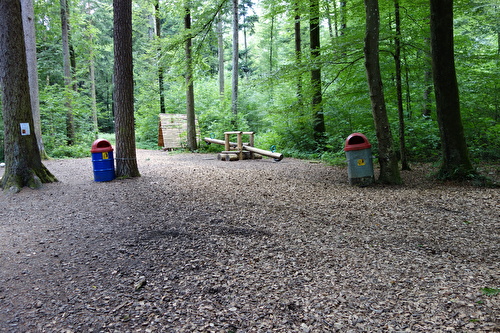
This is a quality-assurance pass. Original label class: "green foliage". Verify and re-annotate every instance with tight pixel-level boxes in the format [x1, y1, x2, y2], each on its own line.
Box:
[4, 0, 495, 166]
[39, 84, 96, 158]
[481, 287, 500, 297]
[404, 117, 442, 162]
[49, 143, 92, 159]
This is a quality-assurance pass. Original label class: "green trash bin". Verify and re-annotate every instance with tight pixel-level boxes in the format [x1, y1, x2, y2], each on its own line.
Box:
[344, 133, 374, 186]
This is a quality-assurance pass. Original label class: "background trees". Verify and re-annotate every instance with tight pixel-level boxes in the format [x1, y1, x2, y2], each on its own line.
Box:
[0, 0, 498, 180]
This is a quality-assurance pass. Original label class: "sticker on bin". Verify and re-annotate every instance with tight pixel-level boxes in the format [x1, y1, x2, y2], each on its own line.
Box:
[102, 152, 109, 159]
[357, 159, 366, 166]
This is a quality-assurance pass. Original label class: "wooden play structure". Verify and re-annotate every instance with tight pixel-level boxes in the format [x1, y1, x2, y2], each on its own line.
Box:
[204, 131, 283, 162]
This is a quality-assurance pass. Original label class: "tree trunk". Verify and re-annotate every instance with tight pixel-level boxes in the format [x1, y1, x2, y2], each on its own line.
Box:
[0, 0, 57, 193]
[294, 1, 302, 106]
[269, 16, 274, 73]
[340, 1, 347, 35]
[243, 15, 249, 78]
[217, 12, 225, 96]
[90, 47, 98, 139]
[422, 36, 432, 117]
[85, 1, 98, 140]
[429, 0, 474, 179]
[60, 0, 75, 145]
[324, 1, 334, 41]
[393, 0, 410, 170]
[231, 0, 239, 125]
[155, 1, 166, 114]
[310, 0, 325, 145]
[364, 0, 401, 184]
[21, 0, 48, 159]
[90, 43, 98, 139]
[185, 4, 197, 151]
[114, 0, 140, 178]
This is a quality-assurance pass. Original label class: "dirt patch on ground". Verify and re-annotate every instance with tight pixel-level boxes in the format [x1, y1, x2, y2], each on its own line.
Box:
[0, 150, 498, 332]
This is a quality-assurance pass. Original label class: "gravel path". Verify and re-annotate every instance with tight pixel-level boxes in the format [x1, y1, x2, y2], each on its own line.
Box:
[0, 150, 499, 332]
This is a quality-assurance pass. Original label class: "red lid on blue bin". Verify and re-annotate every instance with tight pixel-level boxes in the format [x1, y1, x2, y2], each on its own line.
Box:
[344, 133, 371, 151]
[91, 139, 114, 153]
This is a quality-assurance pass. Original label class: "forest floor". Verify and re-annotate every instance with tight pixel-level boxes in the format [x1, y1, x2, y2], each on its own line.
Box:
[0, 149, 499, 332]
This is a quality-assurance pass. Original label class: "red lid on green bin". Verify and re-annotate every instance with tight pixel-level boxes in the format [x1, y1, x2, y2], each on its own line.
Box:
[344, 133, 371, 151]
[91, 139, 114, 153]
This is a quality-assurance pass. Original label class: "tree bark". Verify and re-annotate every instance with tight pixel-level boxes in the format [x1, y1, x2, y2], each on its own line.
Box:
[393, 0, 410, 170]
[0, 0, 57, 193]
[60, 0, 75, 145]
[429, 0, 474, 179]
[269, 16, 274, 73]
[422, 36, 432, 117]
[185, 4, 197, 151]
[155, 1, 166, 114]
[310, 0, 325, 145]
[231, 0, 239, 125]
[294, 1, 302, 106]
[364, 0, 402, 184]
[90, 40, 98, 139]
[114, 0, 140, 178]
[217, 12, 225, 96]
[340, 1, 347, 35]
[21, 0, 48, 159]
[85, 1, 98, 139]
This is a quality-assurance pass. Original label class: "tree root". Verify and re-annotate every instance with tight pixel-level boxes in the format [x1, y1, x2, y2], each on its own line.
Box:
[1, 165, 57, 194]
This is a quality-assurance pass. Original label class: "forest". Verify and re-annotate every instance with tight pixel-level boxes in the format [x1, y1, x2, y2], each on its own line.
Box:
[0, 2, 499, 329]
[0, 0, 499, 172]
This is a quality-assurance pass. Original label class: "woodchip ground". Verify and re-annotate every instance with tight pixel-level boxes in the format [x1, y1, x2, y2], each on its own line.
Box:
[0, 150, 498, 332]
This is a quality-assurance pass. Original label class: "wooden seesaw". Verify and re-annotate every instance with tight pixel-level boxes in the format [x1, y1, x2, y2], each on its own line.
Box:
[204, 131, 283, 162]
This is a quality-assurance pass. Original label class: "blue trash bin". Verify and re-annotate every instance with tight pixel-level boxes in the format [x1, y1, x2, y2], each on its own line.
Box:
[344, 133, 374, 186]
[91, 139, 115, 182]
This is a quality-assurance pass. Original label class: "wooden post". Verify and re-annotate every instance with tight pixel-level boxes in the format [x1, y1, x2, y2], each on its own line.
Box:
[236, 132, 242, 159]
[246, 132, 254, 158]
[224, 132, 230, 151]
[246, 132, 254, 147]
[224, 131, 244, 160]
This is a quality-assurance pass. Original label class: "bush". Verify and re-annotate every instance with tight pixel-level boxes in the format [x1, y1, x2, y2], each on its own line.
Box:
[48, 144, 91, 159]
[405, 117, 441, 162]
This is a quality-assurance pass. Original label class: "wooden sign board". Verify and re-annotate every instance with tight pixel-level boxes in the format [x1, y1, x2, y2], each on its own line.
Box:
[158, 113, 199, 149]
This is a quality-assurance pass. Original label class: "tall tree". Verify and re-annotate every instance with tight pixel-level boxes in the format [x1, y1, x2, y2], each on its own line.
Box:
[231, 0, 239, 124]
[240, 0, 258, 76]
[114, 0, 140, 178]
[294, 1, 302, 106]
[393, 0, 410, 170]
[310, 0, 325, 144]
[85, 0, 99, 139]
[422, 36, 433, 117]
[364, 0, 402, 184]
[21, 0, 47, 159]
[155, 0, 166, 114]
[340, 1, 347, 35]
[269, 16, 275, 73]
[429, 0, 474, 179]
[217, 11, 225, 96]
[185, 3, 197, 150]
[0, 0, 57, 193]
[60, 0, 75, 145]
